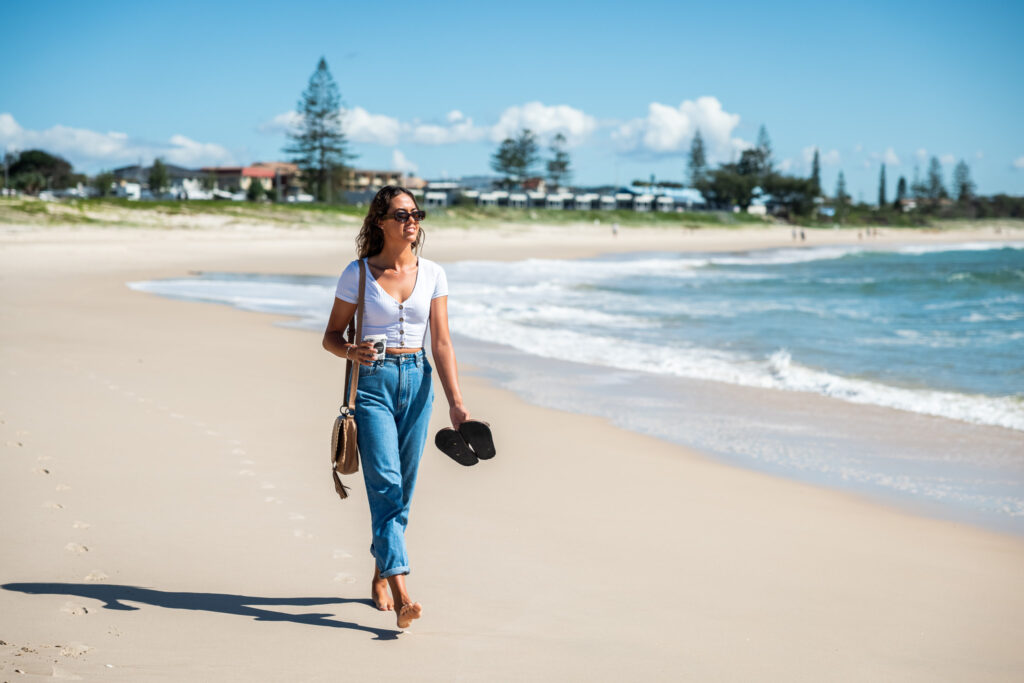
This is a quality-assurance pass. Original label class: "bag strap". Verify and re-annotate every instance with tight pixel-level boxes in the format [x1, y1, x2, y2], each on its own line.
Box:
[343, 259, 367, 413]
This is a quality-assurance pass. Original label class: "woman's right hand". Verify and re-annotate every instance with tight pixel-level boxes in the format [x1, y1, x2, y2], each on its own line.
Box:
[348, 341, 377, 367]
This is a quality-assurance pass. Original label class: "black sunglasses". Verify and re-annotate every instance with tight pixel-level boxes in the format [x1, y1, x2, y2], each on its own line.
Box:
[385, 209, 426, 223]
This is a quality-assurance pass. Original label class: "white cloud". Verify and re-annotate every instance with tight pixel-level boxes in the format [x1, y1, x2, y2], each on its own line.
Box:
[869, 147, 900, 166]
[802, 146, 840, 166]
[0, 112, 234, 168]
[391, 149, 418, 175]
[163, 134, 235, 167]
[939, 153, 955, 165]
[916, 148, 928, 161]
[490, 101, 598, 146]
[777, 158, 794, 172]
[408, 116, 487, 145]
[1013, 156, 1024, 170]
[343, 107, 401, 146]
[257, 111, 302, 136]
[260, 107, 486, 146]
[611, 96, 745, 161]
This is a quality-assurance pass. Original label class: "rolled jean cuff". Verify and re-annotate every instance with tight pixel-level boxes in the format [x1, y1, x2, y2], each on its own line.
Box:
[379, 565, 409, 579]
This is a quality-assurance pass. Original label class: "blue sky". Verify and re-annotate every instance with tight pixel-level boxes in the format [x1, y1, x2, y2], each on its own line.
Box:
[2, 0, 1022, 200]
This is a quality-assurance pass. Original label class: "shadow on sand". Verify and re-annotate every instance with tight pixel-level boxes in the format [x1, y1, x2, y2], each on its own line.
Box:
[2, 582, 400, 640]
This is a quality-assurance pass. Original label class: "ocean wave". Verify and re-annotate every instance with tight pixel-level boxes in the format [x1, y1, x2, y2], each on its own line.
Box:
[449, 313, 1024, 431]
[894, 241, 1024, 255]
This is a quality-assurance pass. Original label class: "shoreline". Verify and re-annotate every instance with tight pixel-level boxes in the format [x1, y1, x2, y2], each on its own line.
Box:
[2, 223, 1024, 680]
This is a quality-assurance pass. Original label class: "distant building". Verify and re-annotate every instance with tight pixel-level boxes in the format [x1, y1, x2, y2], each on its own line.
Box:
[342, 169, 405, 192]
[112, 163, 207, 199]
[200, 165, 275, 194]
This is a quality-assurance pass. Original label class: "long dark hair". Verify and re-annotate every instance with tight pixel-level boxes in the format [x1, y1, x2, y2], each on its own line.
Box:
[356, 185, 424, 259]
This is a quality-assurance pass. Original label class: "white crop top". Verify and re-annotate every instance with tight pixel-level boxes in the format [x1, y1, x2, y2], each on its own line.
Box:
[334, 257, 448, 348]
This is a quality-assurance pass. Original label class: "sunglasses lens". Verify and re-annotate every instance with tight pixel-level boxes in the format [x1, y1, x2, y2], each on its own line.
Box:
[412, 210, 426, 221]
[393, 210, 410, 221]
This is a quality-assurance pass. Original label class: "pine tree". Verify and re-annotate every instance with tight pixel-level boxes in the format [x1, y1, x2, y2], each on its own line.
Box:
[910, 165, 926, 199]
[284, 57, 355, 202]
[878, 164, 887, 207]
[755, 125, 773, 177]
[490, 138, 518, 189]
[545, 133, 571, 189]
[810, 148, 821, 196]
[687, 129, 708, 187]
[952, 160, 975, 202]
[148, 158, 169, 196]
[490, 129, 539, 189]
[894, 176, 907, 209]
[515, 129, 540, 185]
[926, 156, 947, 200]
[831, 169, 847, 204]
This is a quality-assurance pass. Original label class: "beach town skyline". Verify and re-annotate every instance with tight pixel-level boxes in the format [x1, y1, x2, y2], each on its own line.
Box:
[2, 0, 1022, 201]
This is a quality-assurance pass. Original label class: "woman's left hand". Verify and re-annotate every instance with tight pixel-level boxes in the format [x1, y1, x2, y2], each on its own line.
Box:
[450, 404, 470, 430]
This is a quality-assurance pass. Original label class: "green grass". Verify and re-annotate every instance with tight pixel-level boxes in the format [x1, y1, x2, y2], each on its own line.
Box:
[4, 195, 1019, 231]
[420, 205, 770, 229]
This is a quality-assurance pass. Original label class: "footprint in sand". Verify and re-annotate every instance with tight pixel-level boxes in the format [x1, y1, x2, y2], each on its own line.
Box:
[33, 467, 51, 475]
[60, 602, 90, 617]
[332, 549, 353, 559]
[72, 521, 91, 529]
[6, 440, 24, 447]
[83, 570, 108, 582]
[293, 529, 313, 540]
[333, 573, 357, 584]
[64, 542, 89, 554]
[43, 501, 64, 510]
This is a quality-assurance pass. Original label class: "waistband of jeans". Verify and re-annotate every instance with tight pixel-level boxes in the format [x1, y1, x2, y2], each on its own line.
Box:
[380, 349, 426, 365]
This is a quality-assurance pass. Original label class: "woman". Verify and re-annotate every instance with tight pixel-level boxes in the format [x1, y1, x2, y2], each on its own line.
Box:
[322, 185, 469, 629]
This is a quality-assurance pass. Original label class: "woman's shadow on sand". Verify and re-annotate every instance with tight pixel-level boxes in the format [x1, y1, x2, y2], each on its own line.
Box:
[2, 582, 400, 640]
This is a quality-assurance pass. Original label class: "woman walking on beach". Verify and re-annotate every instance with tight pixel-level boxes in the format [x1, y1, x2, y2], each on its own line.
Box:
[322, 186, 469, 629]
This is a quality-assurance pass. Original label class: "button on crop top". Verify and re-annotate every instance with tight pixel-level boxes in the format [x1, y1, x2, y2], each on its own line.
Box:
[334, 257, 448, 348]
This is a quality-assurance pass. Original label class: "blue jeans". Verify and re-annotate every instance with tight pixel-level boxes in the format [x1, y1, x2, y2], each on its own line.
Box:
[354, 350, 434, 578]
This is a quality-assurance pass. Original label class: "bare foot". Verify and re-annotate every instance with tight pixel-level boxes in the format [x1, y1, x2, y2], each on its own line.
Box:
[396, 601, 422, 629]
[371, 570, 393, 611]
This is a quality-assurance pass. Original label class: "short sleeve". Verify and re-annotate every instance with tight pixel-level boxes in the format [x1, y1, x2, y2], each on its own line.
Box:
[431, 262, 449, 299]
[335, 260, 361, 303]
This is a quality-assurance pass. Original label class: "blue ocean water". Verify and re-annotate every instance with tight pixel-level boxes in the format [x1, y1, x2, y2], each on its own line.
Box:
[128, 241, 1024, 533]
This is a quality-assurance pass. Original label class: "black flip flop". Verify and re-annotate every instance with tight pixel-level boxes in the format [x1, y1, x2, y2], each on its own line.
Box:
[459, 420, 495, 460]
[434, 427, 478, 466]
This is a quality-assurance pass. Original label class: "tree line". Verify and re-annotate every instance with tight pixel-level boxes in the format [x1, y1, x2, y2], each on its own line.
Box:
[3, 57, 1022, 221]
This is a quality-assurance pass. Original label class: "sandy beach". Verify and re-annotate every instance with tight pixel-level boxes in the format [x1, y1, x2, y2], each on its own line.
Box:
[2, 221, 1023, 681]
